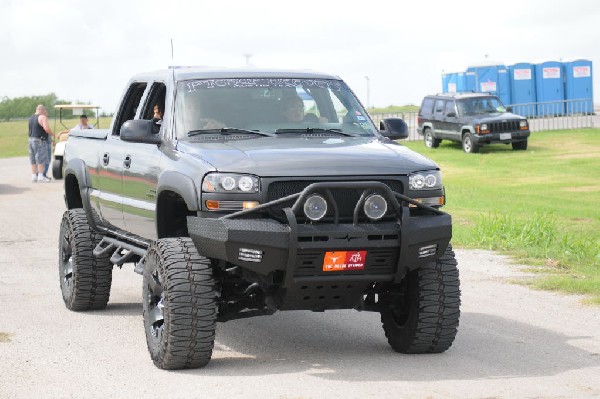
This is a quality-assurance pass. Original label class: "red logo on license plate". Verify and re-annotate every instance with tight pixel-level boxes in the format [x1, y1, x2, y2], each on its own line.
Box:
[323, 251, 367, 272]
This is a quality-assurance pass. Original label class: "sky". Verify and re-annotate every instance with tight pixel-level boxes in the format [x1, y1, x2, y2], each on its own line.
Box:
[1, 0, 599, 114]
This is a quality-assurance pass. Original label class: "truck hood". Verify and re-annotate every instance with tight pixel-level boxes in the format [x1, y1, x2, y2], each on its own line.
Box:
[176, 136, 437, 176]
[468, 112, 527, 123]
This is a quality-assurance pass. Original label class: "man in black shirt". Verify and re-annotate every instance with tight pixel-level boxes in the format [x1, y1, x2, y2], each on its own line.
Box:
[28, 105, 55, 182]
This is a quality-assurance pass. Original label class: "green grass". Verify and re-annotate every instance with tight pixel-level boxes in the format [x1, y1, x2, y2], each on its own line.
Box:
[404, 128, 600, 302]
[0, 117, 113, 158]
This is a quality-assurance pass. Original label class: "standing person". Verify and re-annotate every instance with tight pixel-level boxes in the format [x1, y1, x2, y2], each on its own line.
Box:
[28, 104, 55, 182]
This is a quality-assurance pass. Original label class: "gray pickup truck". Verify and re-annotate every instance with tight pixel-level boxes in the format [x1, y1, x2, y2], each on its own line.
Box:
[59, 67, 460, 370]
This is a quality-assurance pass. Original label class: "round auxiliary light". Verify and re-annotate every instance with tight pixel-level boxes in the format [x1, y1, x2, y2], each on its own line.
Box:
[238, 176, 254, 192]
[221, 176, 236, 191]
[364, 194, 388, 220]
[303, 194, 328, 221]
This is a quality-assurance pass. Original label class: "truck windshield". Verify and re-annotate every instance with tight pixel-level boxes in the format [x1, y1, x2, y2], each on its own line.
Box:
[174, 78, 377, 139]
[457, 97, 506, 115]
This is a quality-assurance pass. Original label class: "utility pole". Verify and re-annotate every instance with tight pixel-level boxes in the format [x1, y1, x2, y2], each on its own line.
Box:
[365, 76, 370, 109]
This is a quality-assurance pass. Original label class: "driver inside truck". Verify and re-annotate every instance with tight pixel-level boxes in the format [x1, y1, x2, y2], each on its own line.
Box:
[152, 103, 164, 133]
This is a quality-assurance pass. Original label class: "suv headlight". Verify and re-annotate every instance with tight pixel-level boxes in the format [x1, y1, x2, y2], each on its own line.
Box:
[519, 120, 528, 129]
[202, 173, 260, 193]
[409, 171, 442, 190]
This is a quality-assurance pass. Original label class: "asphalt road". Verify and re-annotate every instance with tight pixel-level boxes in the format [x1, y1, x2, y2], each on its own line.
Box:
[1, 157, 599, 399]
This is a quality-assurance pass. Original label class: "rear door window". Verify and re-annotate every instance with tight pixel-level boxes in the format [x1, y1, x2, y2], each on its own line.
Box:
[420, 98, 435, 115]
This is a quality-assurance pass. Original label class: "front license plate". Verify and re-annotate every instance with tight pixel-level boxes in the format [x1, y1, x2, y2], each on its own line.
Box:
[500, 133, 512, 140]
[323, 251, 367, 272]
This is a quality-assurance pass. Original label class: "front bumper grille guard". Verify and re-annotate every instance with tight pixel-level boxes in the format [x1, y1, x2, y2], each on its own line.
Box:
[220, 181, 446, 224]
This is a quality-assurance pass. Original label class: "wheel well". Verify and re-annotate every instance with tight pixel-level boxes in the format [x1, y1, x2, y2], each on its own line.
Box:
[156, 190, 194, 238]
[461, 129, 470, 137]
[65, 174, 83, 209]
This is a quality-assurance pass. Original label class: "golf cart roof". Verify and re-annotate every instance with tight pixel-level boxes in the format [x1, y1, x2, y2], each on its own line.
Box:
[54, 104, 99, 109]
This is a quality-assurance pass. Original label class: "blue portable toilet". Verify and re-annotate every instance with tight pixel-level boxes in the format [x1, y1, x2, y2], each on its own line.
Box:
[466, 63, 511, 105]
[508, 62, 537, 117]
[564, 59, 593, 114]
[535, 61, 565, 116]
[443, 72, 467, 93]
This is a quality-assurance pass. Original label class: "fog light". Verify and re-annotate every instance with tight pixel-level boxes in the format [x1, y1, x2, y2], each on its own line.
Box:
[304, 194, 328, 221]
[239, 248, 263, 263]
[363, 194, 387, 220]
[418, 244, 438, 258]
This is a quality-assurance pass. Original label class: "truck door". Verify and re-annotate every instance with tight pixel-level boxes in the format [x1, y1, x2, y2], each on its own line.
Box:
[97, 82, 148, 231]
[444, 100, 460, 139]
[122, 82, 166, 240]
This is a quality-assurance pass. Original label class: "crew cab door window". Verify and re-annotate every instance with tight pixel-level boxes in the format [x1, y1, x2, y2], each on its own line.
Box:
[113, 82, 148, 135]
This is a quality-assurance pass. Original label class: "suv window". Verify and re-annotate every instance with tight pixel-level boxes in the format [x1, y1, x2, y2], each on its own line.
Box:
[445, 101, 456, 116]
[420, 97, 435, 115]
[434, 99, 445, 116]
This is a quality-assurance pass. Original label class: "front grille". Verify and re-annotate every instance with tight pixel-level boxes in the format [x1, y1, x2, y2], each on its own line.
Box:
[266, 180, 403, 220]
[489, 120, 520, 133]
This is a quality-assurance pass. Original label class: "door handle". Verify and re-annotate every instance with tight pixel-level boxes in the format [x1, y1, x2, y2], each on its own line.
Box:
[102, 153, 110, 166]
[124, 155, 131, 169]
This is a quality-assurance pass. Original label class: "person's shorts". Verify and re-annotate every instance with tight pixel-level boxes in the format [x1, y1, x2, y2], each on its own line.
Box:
[28, 137, 50, 165]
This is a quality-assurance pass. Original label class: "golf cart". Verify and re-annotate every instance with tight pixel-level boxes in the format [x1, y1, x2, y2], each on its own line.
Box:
[52, 104, 100, 179]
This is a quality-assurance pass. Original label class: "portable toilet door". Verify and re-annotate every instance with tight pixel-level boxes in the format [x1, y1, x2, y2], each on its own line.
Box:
[497, 67, 511, 106]
[509, 62, 537, 117]
[564, 59, 593, 114]
[535, 61, 565, 116]
[445, 72, 458, 93]
[442, 73, 450, 93]
[456, 72, 467, 92]
[466, 68, 477, 93]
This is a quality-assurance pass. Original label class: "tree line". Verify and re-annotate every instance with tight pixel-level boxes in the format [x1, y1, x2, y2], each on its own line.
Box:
[0, 94, 97, 121]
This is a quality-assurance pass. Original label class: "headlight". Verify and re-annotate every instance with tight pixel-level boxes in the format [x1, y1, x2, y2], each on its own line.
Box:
[480, 123, 488, 131]
[202, 173, 259, 193]
[520, 120, 528, 128]
[409, 171, 442, 190]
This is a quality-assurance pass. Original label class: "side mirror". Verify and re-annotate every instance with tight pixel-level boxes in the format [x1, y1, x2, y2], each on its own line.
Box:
[379, 118, 408, 140]
[506, 106, 513, 113]
[446, 111, 457, 118]
[120, 120, 161, 144]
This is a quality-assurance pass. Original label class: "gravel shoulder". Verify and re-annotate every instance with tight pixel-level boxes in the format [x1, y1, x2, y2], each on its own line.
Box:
[1, 157, 599, 399]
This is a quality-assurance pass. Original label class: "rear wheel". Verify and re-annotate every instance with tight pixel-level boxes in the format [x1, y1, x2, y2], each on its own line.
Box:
[424, 129, 441, 148]
[462, 132, 479, 153]
[52, 158, 63, 180]
[512, 140, 528, 150]
[380, 245, 460, 353]
[143, 238, 217, 370]
[58, 209, 113, 310]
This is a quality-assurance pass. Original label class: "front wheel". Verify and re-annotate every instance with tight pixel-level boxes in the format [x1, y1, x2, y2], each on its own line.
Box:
[143, 238, 217, 370]
[52, 158, 63, 180]
[512, 140, 528, 150]
[380, 245, 460, 353]
[58, 209, 113, 310]
[462, 132, 479, 153]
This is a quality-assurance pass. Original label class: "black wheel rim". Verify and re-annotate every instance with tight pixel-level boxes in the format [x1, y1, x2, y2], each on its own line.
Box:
[146, 269, 165, 343]
[59, 228, 74, 297]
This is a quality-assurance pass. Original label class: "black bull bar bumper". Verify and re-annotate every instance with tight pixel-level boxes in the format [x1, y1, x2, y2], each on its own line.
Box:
[187, 181, 452, 287]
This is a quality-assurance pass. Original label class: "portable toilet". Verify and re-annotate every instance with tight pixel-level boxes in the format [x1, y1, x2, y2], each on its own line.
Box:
[564, 59, 593, 114]
[535, 61, 565, 116]
[443, 72, 467, 93]
[508, 62, 537, 117]
[466, 63, 511, 105]
[442, 73, 450, 93]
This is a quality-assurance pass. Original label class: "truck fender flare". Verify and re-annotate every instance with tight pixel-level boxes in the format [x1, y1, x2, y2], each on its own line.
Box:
[461, 125, 475, 134]
[157, 171, 199, 211]
[64, 158, 102, 232]
[422, 123, 435, 135]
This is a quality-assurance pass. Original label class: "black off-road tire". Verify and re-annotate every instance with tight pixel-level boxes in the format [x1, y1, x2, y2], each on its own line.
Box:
[512, 140, 528, 151]
[58, 209, 113, 310]
[380, 245, 460, 353]
[424, 129, 441, 148]
[462, 132, 479, 153]
[143, 238, 217, 370]
[52, 158, 63, 180]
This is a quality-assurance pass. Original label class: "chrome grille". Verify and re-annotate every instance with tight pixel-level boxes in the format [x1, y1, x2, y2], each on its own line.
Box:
[489, 120, 520, 133]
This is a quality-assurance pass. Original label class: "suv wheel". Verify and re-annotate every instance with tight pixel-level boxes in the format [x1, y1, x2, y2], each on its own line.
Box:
[380, 244, 460, 353]
[58, 209, 113, 310]
[462, 132, 479, 153]
[143, 238, 217, 370]
[424, 129, 441, 148]
[512, 140, 528, 151]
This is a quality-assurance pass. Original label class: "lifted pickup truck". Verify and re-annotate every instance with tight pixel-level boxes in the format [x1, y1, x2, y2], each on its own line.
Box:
[59, 67, 460, 370]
